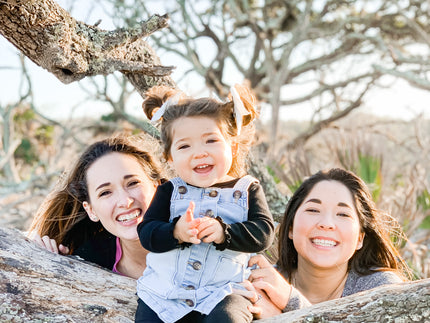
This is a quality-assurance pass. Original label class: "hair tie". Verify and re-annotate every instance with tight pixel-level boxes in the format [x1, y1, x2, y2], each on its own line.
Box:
[230, 85, 251, 135]
[150, 93, 182, 124]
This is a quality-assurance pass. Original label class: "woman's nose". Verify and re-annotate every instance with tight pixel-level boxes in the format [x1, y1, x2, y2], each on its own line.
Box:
[317, 214, 336, 230]
[118, 195, 134, 208]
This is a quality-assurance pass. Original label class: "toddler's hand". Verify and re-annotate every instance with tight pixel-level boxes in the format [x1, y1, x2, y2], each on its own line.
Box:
[173, 201, 201, 244]
[197, 217, 225, 244]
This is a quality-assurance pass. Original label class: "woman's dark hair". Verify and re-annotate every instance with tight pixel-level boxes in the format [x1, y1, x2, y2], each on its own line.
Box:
[277, 168, 411, 280]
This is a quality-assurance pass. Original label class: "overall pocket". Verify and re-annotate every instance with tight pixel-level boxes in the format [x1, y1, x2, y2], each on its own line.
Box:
[207, 249, 250, 286]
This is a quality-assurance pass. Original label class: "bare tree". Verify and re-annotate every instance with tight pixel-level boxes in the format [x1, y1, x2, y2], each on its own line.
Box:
[128, 0, 430, 152]
[3, 0, 430, 151]
[0, 0, 289, 218]
[0, 52, 87, 228]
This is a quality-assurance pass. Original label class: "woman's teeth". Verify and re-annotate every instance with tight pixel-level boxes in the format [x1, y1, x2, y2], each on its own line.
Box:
[312, 239, 337, 247]
[117, 210, 140, 222]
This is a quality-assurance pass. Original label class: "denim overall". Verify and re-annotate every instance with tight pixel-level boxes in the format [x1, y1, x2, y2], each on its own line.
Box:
[136, 175, 258, 323]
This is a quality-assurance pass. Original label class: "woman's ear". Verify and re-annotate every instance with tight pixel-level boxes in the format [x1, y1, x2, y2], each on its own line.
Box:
[83, 201, 99, 222]
[288, 227, 293, 240]
[356, 232, 365, 250]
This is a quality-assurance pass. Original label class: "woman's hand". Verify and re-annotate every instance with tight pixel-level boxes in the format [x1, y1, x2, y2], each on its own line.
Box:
[32, 234, 70, 255]
[248, 254, 292, 311]
[233, 280, 282, 319]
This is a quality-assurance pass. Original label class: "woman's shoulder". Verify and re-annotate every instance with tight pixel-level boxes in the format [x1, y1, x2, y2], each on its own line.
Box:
[156, 180, 174, 193]
[72, 230, 117, 269]
[343, 270, 403, 296]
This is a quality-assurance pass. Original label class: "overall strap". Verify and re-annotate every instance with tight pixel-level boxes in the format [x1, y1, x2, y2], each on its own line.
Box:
[170, 176, 187, 188]
[233, 175, 259, 192]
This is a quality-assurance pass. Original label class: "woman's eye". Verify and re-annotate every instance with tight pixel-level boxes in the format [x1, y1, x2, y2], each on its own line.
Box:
[128, 180, 140, 187]
[337, 212, 350, 217]
[306, 208, 319, 213]
[98, 190, 111, 197]
[178, 144, 189, 150]
[207, 138, 218, 143]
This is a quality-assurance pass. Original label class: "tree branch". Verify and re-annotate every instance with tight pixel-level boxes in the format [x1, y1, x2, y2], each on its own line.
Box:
[0, 0, 174, 95]
[281, 80, 372, 153]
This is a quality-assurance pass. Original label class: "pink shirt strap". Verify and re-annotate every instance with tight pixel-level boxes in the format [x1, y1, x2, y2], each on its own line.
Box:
[112, 237, 123, 275]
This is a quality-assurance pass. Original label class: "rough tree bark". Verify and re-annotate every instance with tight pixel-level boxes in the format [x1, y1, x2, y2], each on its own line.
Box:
[0, 227, 137, 322]
[0, 0, 175, 98]
[1, 227, 429, 322]
[260, 280, 430, 322]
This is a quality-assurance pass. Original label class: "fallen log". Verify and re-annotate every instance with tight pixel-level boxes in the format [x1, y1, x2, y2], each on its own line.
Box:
[260, 275, 430, 322]
[0, 226, 137, 322]
[1, 226, 429, 322]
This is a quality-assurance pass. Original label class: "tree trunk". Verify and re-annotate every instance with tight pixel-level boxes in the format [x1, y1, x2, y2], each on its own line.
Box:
[0, 0, 175, 97]
[1, 227, 429, 322]
[248, 153, 288, 222]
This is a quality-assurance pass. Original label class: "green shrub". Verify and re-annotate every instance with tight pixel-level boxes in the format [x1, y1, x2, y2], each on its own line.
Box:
[14, 138, 38, 164]
[418, 189, 430, 229]
[356, 153, 382, 202]
[35, 125, 55, 145]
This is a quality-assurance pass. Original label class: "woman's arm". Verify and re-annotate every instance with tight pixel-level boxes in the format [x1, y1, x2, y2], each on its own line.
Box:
[214, 183, 275, 252]
[30, 225, 118, 269]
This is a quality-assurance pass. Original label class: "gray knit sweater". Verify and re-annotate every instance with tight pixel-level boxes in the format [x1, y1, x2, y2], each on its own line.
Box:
[283, 270, 403, 312]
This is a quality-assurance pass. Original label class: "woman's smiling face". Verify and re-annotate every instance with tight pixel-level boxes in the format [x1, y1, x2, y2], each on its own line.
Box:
[290, 180, 365, 272]
[83, 152, 158, 241]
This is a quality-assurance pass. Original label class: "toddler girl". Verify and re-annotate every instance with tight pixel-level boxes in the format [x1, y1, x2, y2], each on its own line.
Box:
[136, 85, 274, 322]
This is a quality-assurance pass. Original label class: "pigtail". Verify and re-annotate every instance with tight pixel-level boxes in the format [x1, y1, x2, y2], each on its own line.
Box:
[229, 84, 259, 130]
[142, 86, 181, 121]
[224, 84, 259, 177]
